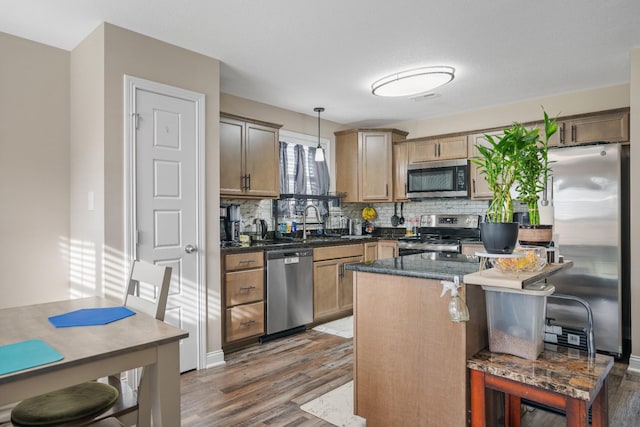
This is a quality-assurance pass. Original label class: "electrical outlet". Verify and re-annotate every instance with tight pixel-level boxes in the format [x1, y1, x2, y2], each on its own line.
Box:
[567, 333, 581, 346]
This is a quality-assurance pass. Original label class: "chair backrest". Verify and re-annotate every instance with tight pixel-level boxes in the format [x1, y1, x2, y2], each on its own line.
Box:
[123, 260, 172, 321]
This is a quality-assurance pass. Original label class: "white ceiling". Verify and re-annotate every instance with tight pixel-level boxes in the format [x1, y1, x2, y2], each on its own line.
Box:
[2, 0, 640, 127]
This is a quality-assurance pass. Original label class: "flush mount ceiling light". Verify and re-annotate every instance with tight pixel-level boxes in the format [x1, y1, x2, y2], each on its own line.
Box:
[314, 107, 325, 162]
[371, 66, 455, 97]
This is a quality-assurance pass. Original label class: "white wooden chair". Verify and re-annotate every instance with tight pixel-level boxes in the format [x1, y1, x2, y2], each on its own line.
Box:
[9, 260, 173, 427]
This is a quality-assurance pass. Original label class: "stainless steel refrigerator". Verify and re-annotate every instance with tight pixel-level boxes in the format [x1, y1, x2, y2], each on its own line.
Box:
[546, 143, 630, 357]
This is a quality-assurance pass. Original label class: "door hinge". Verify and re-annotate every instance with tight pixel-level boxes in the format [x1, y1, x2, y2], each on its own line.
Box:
[133, 113, 140, 130]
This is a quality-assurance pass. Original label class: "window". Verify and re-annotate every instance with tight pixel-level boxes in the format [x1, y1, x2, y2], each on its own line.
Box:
[278, 130, 331, 219]
[279, 130, 330, 197]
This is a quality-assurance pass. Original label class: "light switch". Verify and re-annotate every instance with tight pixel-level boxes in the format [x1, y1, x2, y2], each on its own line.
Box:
[88, 191, 95, 211]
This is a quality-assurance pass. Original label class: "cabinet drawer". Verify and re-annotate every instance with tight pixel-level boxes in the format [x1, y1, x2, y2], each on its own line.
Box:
[226, 301, 264, 342]
[225, 251, 264, 271]
[461, 243, 485, 256]
[313, 244, 364, 261]
[225, 269, 264, 306]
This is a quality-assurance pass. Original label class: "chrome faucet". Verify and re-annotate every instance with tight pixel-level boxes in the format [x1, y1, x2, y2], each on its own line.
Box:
[303, 205, 321, 241]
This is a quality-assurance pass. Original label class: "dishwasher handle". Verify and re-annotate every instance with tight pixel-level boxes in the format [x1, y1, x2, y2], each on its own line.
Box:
[266, 248, 313, 260]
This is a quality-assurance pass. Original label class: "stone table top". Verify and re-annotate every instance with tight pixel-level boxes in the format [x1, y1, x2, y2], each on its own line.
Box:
[467, 344, 614, 401]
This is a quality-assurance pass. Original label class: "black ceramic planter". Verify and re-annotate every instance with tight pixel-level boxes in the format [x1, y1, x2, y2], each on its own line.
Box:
[480, 222, 519, 254]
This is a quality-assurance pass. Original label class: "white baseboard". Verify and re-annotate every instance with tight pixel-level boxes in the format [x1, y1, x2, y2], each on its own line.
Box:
[628, 354, 640, 373]
[205, 349, 226, 369]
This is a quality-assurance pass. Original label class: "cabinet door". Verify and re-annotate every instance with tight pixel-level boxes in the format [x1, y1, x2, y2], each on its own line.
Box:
[359, 131, 392, 202]
[313, 259, 340, 320]
[335, 132, 359, 203]
[220, 117, 245, 196]
[339, 256, 363, 311]
[244, 122, 279, 198]
[559, 111, 629, 146]
[363, 242, 378, 262]
[530, 121, 561, 147]
[438, 135, 468, 160]
[393, 143, 409, 201]
[377, 240, 398, 259]
[468, 131, 501, 200]
[408, 139, 439, 163]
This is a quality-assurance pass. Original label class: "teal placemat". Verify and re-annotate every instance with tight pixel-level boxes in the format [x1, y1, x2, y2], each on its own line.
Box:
[0, 339, 64, 375]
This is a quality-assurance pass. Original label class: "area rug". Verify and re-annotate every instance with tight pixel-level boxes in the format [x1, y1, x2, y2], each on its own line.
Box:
[300, 380, 366, 426]
[312, 315, 353, 338]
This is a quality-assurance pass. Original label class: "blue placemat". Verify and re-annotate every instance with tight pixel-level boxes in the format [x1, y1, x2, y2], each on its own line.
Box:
[0, 339, 64, 375]
[48, 306, 136, 328]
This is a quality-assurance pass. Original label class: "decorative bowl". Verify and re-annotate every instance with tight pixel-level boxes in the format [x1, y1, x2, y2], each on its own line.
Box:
[492, 246, 547, 274]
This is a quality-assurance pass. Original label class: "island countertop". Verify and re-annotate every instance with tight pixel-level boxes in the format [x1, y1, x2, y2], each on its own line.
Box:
[345, 252, 481, 281]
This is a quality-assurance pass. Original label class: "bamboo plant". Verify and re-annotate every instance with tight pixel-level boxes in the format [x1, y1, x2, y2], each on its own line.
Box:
[471, 123, 536, 223]
[514, 110, 559, 225]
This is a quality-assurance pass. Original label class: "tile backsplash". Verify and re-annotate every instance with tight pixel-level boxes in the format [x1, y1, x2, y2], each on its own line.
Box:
[222, 198, 499, 234]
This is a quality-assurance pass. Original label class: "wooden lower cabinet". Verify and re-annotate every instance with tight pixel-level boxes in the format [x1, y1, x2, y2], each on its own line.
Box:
[462, 242, 485, 256]
[363, 242, 377, 262]
[364, 240, 398, 262]
[225, 301, 265, 342]
[313, 244, 363, 321]
[377, 240, 398, 259]
[353, 271, 487, 426]
[222, 251, 265, 349]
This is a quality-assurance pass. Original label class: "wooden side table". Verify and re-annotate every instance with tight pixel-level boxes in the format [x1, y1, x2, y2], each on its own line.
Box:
[467, 345, 614, 427]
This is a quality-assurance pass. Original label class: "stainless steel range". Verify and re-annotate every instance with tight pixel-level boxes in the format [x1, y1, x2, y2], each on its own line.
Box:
[398, 214, 481, 256]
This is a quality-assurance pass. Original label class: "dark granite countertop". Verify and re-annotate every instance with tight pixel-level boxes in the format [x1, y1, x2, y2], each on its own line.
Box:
[221, 235, 378, 253]
[345, 252, 481, 281]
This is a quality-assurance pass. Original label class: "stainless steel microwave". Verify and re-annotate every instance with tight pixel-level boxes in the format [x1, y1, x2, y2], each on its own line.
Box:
[407, 159, 469, 199]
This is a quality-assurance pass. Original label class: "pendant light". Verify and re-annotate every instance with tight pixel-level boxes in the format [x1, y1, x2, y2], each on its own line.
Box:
[314, 107, 325, 162]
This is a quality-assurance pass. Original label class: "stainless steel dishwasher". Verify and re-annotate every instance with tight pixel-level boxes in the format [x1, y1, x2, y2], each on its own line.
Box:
[264, 247, 314, 339]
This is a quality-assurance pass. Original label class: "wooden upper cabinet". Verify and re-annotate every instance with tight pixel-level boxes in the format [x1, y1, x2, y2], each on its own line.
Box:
[220, 113, 282, 199]
[557, 111, 629, 146]
[220, 117, 245, 197]
[360, 131, 392, 201]
[336, 128, 408, 203]
[393, 142, 409, 201]
[467, 131, 502, 200]
[408, 135, 468, 164]
[244, 122, 280, 198]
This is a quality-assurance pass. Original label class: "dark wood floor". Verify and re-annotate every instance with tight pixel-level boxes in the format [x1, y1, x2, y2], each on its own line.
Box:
[181, 330, 640, 426]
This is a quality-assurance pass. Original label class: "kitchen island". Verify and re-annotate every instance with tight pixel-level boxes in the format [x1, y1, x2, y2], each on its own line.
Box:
[346, 253, 488, 426]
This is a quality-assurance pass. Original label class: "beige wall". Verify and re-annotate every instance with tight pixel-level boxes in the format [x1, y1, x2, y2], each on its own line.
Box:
[391, 84, 630, 138]
[69, 26, 105, 298]
[630, 48, 639, 366]
[68, 23, 222, 353]
[0, 33, 70, 308]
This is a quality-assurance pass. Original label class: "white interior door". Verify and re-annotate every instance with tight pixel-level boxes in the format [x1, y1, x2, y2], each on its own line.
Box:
[134, 86, 201, 373]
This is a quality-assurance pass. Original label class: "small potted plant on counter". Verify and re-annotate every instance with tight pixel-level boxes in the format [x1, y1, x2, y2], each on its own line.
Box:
[472, 124, 534, 253]
[514, 109, 558, 246]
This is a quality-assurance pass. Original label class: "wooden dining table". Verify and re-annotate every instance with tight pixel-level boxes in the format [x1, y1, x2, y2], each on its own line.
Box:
[0, 297, 188, 426]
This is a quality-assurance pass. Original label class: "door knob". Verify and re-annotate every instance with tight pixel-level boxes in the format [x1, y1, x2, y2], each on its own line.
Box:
[185, 244, 197, 254]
